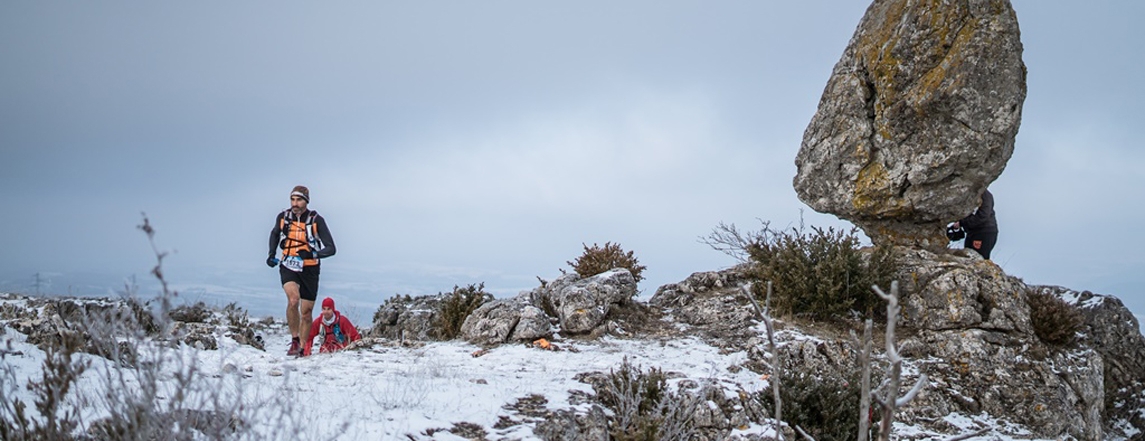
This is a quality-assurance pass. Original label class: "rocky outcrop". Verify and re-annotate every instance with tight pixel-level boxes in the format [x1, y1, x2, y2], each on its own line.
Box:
[1036, 285, 1145, 436]
[890, 248, 1107, 439]
[459, 297, 552, 346]
[647, 255, 1132, 440]
[374, 270, 639, 346]
[530, 269, 638, 334]
[649, 266, 757, 349]
[895, 247, 1032, 332]
[794, 0, 1026, 249]
[458, 269, 639, 346]
[368, 294, 445, 341]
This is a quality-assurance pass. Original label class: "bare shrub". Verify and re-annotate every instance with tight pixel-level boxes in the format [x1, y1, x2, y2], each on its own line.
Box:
[0, 330, 88, 441]
[593, 357, 699, 441]
[222, 302, 265, 350]
[566, 242, 647, 283]
[434, 283, 492, 340]
[1026, 289, 1084, 346]
[1, 214, 334, 440]
[168, 302, 212, 323]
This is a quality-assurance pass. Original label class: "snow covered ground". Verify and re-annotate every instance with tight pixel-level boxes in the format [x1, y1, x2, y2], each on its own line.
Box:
[0, 295, 1110, 440]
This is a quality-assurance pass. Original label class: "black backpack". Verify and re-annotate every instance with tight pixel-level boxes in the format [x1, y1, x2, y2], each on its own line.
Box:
[946, 225, 966, 242]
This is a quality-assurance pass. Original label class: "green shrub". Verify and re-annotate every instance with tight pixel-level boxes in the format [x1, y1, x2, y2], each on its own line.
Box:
[593, 357, 697, 441]
[745, 223, 898, 321]
[1027, 289, 1084, 346]
[434, 283, 493, 340]
[759, 369, 865, 441]
[566, 242, 647, 283]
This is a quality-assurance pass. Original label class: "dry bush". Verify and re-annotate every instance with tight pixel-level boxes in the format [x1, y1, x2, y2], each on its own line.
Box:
[1, 214, 330, 440]
[223, 302, 265, 350]
[434, 283, 492, 340]
[168, 302, 212, 323]
[593, 357, 698, 441]
[566, 242, 647, 283]
[1027, 289, 1084, 346]
[0, 330, 88, 441]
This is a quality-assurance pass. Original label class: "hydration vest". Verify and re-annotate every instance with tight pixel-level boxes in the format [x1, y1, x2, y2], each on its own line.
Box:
[319, 317, 347, 345]
[279, 209, 324, 266]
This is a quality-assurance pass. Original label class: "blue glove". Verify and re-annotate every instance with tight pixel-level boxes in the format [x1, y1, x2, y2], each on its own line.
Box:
[266, 256, 279, 268]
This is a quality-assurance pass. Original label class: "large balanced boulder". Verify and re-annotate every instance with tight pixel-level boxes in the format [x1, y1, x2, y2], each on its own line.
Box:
[794, 0, 1026, 249]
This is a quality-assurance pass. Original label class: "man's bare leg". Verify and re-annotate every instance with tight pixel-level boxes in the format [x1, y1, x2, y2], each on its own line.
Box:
[283, 282, 301, 338]
[298, 299, 315, 354]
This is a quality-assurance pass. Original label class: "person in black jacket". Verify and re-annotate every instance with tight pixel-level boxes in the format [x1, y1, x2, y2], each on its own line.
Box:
[953, 188, 998, 259]
[267, 185, 337, 357]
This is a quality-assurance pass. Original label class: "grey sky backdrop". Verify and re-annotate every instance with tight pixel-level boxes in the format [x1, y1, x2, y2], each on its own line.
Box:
[2, 2, 1142, 327]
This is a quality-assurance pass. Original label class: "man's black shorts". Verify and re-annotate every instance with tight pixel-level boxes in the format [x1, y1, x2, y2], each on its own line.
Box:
[280, 265, 321, 301]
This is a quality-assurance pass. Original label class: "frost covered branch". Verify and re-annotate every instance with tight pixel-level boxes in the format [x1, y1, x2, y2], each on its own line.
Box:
[869, 281, 928, 441]
[743, 282, 784, 441]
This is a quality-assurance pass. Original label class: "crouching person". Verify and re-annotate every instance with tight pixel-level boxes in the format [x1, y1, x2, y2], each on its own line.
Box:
[305, 297, 362, 355]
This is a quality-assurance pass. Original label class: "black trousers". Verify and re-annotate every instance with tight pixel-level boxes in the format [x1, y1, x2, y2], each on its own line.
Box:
[965, 230, 998, 260]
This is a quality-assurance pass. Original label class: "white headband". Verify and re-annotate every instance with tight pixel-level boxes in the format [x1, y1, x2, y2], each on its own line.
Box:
[291, 191, 309, 202]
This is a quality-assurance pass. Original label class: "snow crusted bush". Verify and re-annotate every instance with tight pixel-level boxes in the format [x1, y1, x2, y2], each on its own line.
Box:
[593, 357, 699, 441]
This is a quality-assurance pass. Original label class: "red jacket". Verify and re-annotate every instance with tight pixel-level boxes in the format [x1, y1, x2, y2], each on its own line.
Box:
[307, 311, 362, 354]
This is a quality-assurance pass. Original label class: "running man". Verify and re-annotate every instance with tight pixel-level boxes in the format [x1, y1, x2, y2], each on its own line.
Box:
[267, 185, 336, 357]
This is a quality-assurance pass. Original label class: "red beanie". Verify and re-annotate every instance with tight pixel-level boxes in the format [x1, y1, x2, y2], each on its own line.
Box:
[321, 297, 335, 310]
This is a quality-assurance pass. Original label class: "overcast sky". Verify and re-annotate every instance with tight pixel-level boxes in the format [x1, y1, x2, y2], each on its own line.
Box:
[2, 1, 1142, 324]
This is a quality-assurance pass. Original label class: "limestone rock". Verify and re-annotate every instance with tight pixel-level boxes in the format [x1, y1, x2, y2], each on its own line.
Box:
[649, 266, 758, 349]
[534, 269, 638, 335]
[170, 321, 219, 351]
[907, 329, 1104, 440]
[458, 269, 636, 345]
[895, 247, 1032, 333]
[459, 297, 552, 346]
[1036, 286, 1145, 436]
[534, 405, 609, 441]
[367, 294, 443, 341]
[795, 0, 1026, 248]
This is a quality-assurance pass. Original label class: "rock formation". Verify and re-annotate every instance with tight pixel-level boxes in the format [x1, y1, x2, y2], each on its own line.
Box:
[368, 293, 446, 341]
[794, 0, 1026, 249]
[459, 297, 552, 346]
[649, 261, 1145, 440]
[368, 269, 639, 346]
[459, 269, 638, 345]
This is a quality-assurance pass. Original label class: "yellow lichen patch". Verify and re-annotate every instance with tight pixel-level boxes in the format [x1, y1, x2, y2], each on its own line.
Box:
[852, 162, 911, 217]
[946, 288, 966, 321]
[878, 122, 894, 141]
[855, 0, 909, 110]
[953, 358, 971, 375]
[853, 161, 891, 211]
[910, 15, 981, 110]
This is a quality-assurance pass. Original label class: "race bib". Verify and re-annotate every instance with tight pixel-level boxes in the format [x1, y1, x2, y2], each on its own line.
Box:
[282, 256, 304, 272]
